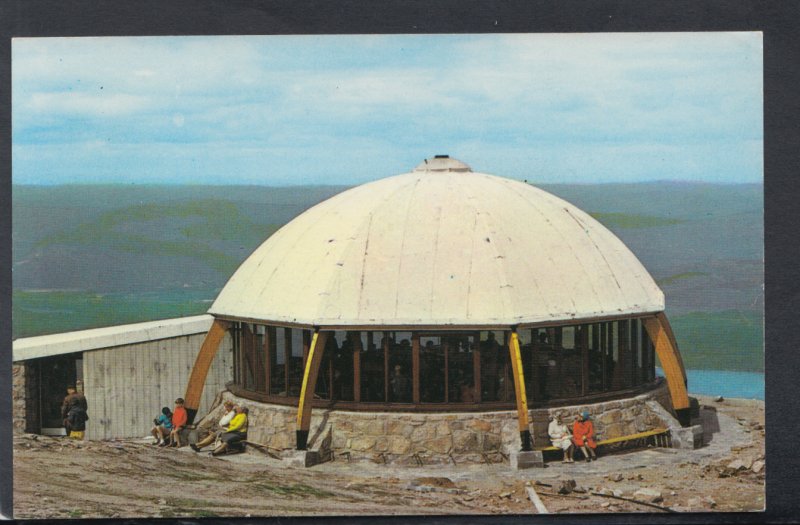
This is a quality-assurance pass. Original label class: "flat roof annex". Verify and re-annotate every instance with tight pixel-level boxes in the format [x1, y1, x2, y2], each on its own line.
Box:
[13, 315, 214, 362]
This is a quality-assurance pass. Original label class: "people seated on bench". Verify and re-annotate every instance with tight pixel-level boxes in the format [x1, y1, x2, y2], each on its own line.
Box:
[548, 414, 574, 463]
[168, 398, 188, 448]
[191, 401, 237, 452]
[151, 407, 173, 446]
[572, 411, 597, 462]
[211, 406, 248, 456]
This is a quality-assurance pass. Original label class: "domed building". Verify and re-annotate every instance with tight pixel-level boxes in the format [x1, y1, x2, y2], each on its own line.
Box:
[183, 156, 693, 464]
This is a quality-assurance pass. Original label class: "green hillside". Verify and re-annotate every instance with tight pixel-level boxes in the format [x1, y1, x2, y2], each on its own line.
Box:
[13, 289, 214, 339]
[34, 199, 272, 274]
[669, 310, 764, 372]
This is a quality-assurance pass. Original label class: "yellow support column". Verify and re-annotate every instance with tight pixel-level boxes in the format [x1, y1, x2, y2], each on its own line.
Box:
[508, 330, 532, 451]
[643, 315, 691, 426]
[184, 319, 230, 424]
[296, 330, 329, 450]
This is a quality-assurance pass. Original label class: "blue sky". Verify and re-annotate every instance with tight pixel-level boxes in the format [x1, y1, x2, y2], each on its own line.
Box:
[12, 33, 763, 185]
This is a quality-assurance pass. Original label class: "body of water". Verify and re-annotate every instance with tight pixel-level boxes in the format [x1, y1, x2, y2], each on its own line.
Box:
[658, 367, 764, 400]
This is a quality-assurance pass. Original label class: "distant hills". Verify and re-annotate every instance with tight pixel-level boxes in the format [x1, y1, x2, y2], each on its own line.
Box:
[12, 182, 763, 372]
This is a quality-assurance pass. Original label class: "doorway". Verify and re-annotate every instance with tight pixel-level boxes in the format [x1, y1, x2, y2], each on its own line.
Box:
[39, 353, 82, 435]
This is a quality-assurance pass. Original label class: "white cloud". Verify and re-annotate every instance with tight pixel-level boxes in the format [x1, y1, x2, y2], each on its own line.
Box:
[26, 91, 151, 117]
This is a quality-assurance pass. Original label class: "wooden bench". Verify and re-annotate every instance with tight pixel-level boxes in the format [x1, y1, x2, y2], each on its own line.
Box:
[535, 427, 670, 453]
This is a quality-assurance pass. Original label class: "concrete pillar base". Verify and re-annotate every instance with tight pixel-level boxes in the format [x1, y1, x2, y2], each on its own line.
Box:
[672, 424, 704, 449]
[510, 450, 544, 469]
[286, 450, 324, 468]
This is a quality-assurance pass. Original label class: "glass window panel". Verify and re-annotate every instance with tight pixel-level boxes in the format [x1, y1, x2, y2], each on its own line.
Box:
[232, 323, 240, 385]
[556, 325, 581, 398]
[631, 319, 641, 385]
[420, 336, 445, 403]
[292, 330, 304, 357]
[252, 326, 266, 393]
[480, 331, 509, 402]
[611, 320, 633, 390]
[604, 322, 615, 392]
[286, 329, 304, 397]
[324, 331, 351, 401]
[338, 332, 356, 401]
[529, 328, 553, 402]
[388, 332, 412, 403]
[447, 334, 476, 403]
[562, 326, 576, 350]
[588, 324, 604, 394]
[275, 329, 286, 365]
[242, 323, 256, 391]
[521, 329, 535, 402]
[270, 327, 286, 396]
[360, 331, 385, 402]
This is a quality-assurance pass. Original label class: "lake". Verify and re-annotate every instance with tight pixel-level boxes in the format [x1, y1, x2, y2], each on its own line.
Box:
[658, 367, 764, 400]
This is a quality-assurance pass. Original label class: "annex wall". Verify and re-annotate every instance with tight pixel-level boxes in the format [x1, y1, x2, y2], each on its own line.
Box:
[83, 332, 233, 440]
[13, 315, 234, 440]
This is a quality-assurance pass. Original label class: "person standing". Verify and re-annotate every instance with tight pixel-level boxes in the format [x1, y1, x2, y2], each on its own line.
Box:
[389, 365, 410, 402]
[572, 411, 597, 462]
[61, 384, 89, 440]
[167, 398, 188, 447]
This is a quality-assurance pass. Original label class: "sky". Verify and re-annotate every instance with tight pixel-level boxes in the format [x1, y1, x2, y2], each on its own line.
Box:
[12, 33, 763, 186]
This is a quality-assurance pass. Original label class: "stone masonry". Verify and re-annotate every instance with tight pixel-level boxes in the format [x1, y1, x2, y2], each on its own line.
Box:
[200, 380, 677, 465]
[13, 362, 40, 434]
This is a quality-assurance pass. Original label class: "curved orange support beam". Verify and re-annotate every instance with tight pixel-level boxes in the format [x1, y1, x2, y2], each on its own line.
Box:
[656, 312, 687, 384]
[508, 331, 532, 451]
[184, 319, 230, 424]
[296, 330, 329, 450]
[643, 315, 691, 426]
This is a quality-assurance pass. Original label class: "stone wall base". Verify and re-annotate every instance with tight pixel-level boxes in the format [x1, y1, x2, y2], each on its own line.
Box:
[197, 380, 677, 466]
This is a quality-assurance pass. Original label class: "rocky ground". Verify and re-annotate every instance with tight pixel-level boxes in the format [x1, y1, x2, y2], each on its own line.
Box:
[13, 395, 764, 519]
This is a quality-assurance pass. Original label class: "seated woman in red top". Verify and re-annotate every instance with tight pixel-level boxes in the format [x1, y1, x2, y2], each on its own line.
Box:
[571, 411, 597, 462]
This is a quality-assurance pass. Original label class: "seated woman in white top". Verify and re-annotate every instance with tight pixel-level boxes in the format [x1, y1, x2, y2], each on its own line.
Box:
[190, 401, 237, 452]
[548, 414, 574, 463]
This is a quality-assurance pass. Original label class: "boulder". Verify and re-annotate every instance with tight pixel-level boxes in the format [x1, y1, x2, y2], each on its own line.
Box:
[751, 460, 765, 474]
[557, 479, 577, 494]
[633, 488, 663, 503]
[608, 473, 624, 482]
[727, 459, 747, 471]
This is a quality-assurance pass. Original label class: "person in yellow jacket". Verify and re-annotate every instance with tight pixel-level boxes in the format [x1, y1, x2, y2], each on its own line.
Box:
[211, 406, 248, 456]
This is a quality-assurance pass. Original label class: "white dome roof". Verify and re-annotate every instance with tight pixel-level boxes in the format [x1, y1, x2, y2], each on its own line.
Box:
[209, 157, 664, 328]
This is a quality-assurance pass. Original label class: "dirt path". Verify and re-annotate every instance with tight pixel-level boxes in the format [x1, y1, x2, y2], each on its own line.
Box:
[13, 395, 764, 519]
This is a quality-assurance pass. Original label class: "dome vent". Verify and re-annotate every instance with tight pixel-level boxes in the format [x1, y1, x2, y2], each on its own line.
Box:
[413, 155, 472, 173]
